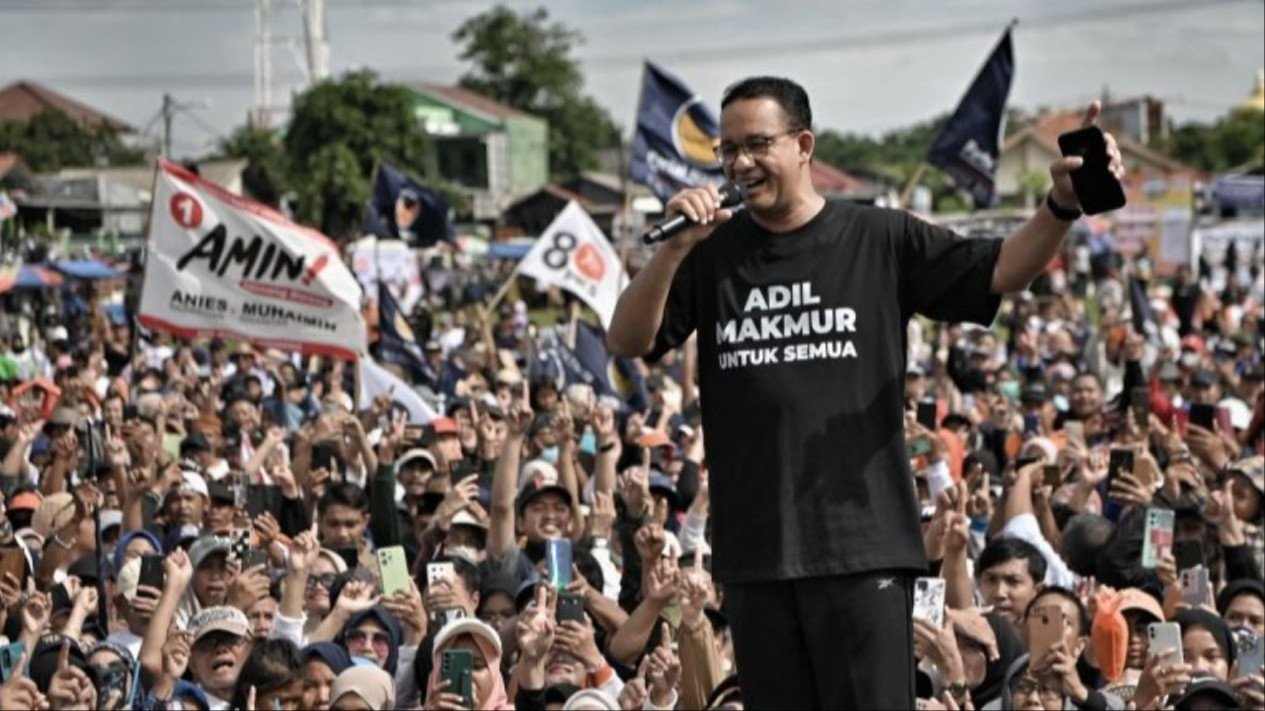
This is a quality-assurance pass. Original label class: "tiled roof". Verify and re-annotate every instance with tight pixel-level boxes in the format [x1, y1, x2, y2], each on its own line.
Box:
[0, 80, 133, 132]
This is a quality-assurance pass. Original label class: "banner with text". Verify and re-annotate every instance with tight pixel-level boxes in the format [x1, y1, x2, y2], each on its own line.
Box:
[139, 161, 366, 360]
[516, 201, 628, 329]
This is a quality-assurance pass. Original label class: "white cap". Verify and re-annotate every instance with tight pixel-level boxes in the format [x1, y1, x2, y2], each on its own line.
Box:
[48, 326, 69, 341]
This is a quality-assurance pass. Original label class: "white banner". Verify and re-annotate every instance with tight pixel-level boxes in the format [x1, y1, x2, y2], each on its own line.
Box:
[358, 357, 437, 425]
[516, 201, 628, 328]
[139, 161, 366, 360]
[350, 236, 423, 313]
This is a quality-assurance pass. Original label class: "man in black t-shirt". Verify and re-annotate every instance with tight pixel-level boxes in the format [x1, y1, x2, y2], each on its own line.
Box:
[608, 76, 1124, 709]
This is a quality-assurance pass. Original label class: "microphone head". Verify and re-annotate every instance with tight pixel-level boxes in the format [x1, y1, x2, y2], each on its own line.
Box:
[717, 181, 746, 208]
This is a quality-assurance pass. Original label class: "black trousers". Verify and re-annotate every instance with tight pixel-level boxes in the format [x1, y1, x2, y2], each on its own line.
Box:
[725, 570, 916, 710]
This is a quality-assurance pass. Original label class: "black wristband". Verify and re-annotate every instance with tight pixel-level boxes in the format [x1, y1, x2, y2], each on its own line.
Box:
[1045, 190, 1082, 221]
[598, 441, 617, 453]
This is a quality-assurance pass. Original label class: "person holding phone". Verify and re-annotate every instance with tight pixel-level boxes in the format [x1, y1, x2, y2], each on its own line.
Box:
[423, 618, 513, 710]
[607, 74, 1123, 708]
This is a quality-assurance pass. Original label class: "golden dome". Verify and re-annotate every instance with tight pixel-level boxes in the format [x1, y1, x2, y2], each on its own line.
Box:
[1235, 69, 1264, 113]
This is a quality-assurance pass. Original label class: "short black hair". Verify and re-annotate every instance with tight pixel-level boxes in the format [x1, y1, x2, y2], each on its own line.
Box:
[978, 537, 1047, 584]
[1026, 586, 1090, 636]
[721, 76, 812, 132]
[317, 482, 369, 515]
[230, 638, 300, 709]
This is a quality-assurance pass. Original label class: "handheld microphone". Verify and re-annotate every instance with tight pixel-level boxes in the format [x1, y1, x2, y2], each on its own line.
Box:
[642, 182, 745, 245]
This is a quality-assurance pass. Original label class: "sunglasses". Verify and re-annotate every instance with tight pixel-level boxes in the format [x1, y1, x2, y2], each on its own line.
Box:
[305, 574, 337, 590]
[345, 629, 391, 649]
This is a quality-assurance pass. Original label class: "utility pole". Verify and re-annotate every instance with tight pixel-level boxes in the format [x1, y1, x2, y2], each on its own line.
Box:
[255, 0, 330, 127]
[162, 93, 174, 158]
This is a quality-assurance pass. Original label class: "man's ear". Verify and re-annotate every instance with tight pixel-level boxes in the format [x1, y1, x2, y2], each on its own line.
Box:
[797, 130, 816, 164]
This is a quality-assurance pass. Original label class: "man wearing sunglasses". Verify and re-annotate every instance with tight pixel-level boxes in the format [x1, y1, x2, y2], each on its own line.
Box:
[609, 75, 1124, 709]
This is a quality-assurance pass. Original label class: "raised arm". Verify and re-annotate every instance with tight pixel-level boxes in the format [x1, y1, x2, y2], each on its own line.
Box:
[489, 384, 532, 559]
[990, 103, 1122, 294]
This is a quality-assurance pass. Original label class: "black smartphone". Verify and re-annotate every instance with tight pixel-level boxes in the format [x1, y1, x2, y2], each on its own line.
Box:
[1013, 455, 1042, 471]
[1042, 464, 1062, 489]
[139, 555, 165, 591]
[246, 485, 279, 520]
[241, 548, 268, 571]
[1173, 539, 1205, 572]
[557, 592, 586, 624]
[1189, 403, 1216, 431]
[335, 547, 360, 570]
[449, 459, 472, 479]
[1108, 449, 1134, 487]
[1057, 126, 1127, 215]
[916, 399, 937, 431]
[1130, 387, 1150, 429]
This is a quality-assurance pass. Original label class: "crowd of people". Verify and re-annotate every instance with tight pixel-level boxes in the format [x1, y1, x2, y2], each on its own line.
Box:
[0, 217, 1261, 711]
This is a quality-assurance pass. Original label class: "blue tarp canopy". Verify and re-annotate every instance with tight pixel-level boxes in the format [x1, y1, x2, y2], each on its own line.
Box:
[486, 242, 533, 260]
[54, 259, 122, 280]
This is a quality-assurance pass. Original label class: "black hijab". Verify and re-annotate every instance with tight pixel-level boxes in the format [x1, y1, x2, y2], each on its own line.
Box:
[969, 612, 1026, 709]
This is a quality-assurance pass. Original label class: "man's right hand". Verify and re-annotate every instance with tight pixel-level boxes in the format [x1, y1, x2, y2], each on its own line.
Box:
[661, 185, 735, 251]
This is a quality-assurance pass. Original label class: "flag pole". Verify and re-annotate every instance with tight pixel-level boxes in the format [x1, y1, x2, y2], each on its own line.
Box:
[899, 163, 929, 209]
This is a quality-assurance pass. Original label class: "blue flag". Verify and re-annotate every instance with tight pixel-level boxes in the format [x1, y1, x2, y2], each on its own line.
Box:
[629, 61, 725, 201]
[534, 322, 650, 412]
[926, 28, 1015, 209]
[364, 162, 454, 247]
[376, 281, 430, 383]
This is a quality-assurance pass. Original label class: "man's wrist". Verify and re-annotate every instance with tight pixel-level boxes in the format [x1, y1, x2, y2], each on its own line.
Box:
[1045, 190, 1083, 221]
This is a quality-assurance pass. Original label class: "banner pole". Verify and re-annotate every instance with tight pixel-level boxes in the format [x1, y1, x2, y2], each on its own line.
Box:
[899, 163, 929, 209]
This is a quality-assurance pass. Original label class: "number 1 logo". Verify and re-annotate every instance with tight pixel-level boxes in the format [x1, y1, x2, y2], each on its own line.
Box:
[170, 191, 204, 229]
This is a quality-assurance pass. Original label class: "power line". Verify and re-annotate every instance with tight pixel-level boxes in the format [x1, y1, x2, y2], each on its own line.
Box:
[15, 0, 1261, 90]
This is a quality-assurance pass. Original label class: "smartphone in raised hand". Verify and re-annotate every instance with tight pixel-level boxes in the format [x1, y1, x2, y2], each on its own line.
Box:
[1057, 125, 1126, 215]
[1141, 508, 1175, 569]
[377, 546, 410, 597]
[912, 577, 946, 628]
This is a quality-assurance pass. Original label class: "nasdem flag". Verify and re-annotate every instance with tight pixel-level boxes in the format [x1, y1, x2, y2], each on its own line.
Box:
[926, 28, 1015, 209]
[629, 61, 724, 201]
[516, 202, 628, 329]
[364, 161, 454, 247]
[376, 281, 430, 382]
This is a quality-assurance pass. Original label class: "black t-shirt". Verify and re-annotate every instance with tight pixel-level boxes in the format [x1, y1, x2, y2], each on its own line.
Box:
[648, 200, 1002, 584]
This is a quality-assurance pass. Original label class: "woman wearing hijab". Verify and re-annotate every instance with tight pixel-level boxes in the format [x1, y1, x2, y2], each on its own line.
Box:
[329, 666, 395, 711]
[300, 643, 352, 711]
[914, 610, 1024, 710]
[424, 618, 514, 710]
[339, 606, 403, 675]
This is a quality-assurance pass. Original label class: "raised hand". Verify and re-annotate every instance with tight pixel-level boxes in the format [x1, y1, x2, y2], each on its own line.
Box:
[336, 580, 380, 615]
[515, 584, 556, 661]
[164, 548, 194, 591]
[644, 556, 680, 603]
[0, 650, 42, 711]
[161, 630, 192, 680]
[1047, 101, 1124, 210]
[645, 622, 682, 707]
[633, 523, 666, 562]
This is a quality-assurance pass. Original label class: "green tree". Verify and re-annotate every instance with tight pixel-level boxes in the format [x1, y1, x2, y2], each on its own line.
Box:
[1164, 111, 1265, 172]
[219, 124, 288, 207]
[0, 110, 142, 172]
[452, 5, 620, 180]
[282, 70, 427, 237]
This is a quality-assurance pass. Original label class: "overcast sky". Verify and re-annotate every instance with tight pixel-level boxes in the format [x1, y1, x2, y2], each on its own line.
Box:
[1, 0, 1262, 159]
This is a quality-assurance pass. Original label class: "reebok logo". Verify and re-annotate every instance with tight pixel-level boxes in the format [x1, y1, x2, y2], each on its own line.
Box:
[877, 577, 896, 591]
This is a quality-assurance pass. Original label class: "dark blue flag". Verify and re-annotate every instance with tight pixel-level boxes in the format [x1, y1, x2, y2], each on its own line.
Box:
[629, 61, 725, 201]
[535, 322, 650, 412]
[376, 281, 431, 383]
[364, 162, 454, 247]
[926, 28, 1015, 209]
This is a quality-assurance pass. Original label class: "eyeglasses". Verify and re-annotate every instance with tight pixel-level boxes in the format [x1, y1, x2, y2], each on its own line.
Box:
[194, 631, 247, 651]
[713, 129, 801, 164]
[345, 630, 391, 649]
[306, 573, 337, 590]
[1010, 677, 1063, 702]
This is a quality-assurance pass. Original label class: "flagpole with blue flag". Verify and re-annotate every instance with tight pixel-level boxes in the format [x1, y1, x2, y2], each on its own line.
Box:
[907, 20, 1017, 210]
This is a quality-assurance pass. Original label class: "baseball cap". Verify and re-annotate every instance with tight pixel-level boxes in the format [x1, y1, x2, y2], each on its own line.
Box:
[906, 361, 926, 377]
[1021, 383, 1048, 404]
[451, 509, 488, 531]
[648, 472, 681, 510]
[397, 448, 438, 473]
[515, 460, 571, 514]
[431, 416, 459, 436]
[168, 470, 209, 500]
[1118, 588, 1165, 623]
[1191, 370, 1218, 389]
[188, 605, 250, 645]
[433, 617, 503, 660]
[47, 326, 69, 342]
[1224, 455, 1264, 495]
[479, 570, 519, 603]
[206, 481, 236, 505]
[180, 433, 212, 458]
[1171, 676, 1238, 709]
[636, 430, 675, 451]
[1157, 361, 1182, 382]
[29, 635, 90, 692]
[187, 535, 232, 569]
[495, 369, 523, 387]
[10, 490, 42, 513]
[48, 406, 81, 428]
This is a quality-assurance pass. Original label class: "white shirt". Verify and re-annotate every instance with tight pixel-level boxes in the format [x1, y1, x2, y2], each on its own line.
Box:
[1001, 512, 1079, 589]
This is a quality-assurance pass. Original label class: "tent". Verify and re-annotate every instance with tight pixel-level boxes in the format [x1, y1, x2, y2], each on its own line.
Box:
[0, 264, 64, 293]
[53, 259, 121, 280]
